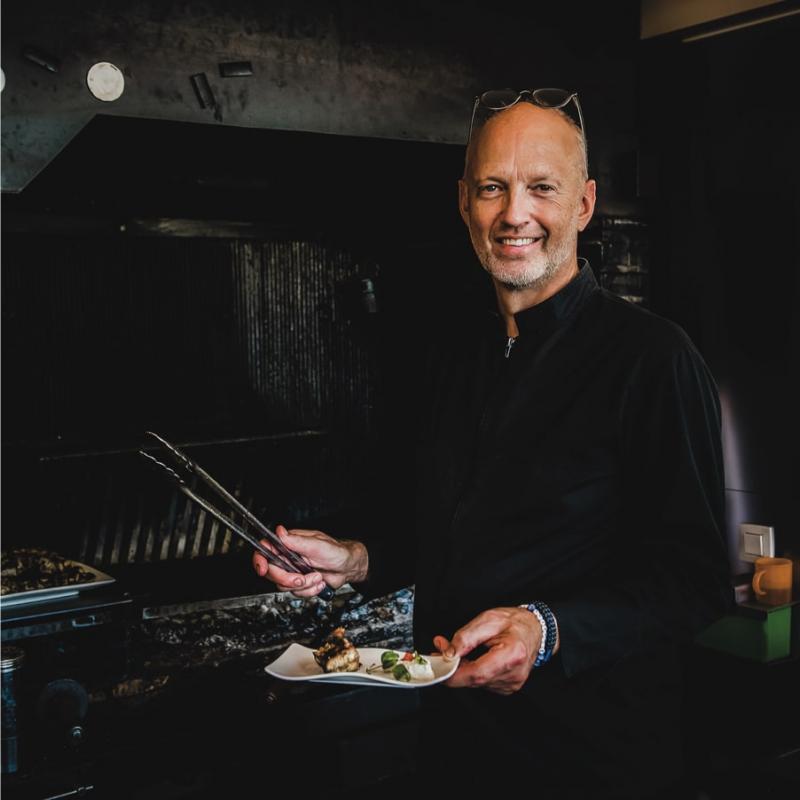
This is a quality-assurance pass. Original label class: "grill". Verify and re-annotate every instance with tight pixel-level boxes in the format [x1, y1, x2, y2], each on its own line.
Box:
[37, 433, 348, 570]
[1, 224, 416, 799]
[0, 111, 468, 799]
[2, 572, 417, 799]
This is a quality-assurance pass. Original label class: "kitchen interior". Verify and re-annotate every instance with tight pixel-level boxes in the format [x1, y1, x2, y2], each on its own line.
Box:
[1, 0, 799, 797]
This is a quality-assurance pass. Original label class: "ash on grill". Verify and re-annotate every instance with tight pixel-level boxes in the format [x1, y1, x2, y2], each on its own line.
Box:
[137, 587, 414, 672]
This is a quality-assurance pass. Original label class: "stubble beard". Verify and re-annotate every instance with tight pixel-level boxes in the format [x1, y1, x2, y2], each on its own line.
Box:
[472, 229, 577, 291]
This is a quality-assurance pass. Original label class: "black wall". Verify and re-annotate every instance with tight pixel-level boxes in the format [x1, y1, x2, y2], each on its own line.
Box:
[639, 15, 800, 573]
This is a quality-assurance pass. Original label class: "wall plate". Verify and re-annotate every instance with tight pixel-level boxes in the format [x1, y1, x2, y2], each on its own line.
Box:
[739, 523, 775, 563]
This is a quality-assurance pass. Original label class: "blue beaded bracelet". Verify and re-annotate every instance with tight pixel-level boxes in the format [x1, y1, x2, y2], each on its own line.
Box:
[520, 601, 558, 667]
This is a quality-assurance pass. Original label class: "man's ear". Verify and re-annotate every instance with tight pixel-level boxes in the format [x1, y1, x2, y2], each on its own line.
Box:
[577, 179, 597, 232]
[458, 178, 470, 227]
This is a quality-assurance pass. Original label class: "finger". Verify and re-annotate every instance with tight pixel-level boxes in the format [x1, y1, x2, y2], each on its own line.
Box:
[276, 582, 324, 598]
[444, 662, 469, 689]
[445, 643, 514, 689]
[289, 571, 324, 591]
[264, 555, 324, 590]
[277, 525, 317, 551]
[278, 574, 325, 596]
[277, 525, 317, 569]
[276, 524, 293, 542]
[277, 525, 336, 568]
[252, 536, 284, 577]
[433, 635, 456, 660]
[450, 612, 508, 659]
[256, 560, 299, 586]
[253, 550, 268, 576]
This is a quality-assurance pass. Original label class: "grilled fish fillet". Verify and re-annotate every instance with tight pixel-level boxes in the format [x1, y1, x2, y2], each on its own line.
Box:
[313, 627, 360, 673]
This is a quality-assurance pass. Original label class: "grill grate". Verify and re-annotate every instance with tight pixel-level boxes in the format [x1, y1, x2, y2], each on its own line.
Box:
[32, 432, 354, 569]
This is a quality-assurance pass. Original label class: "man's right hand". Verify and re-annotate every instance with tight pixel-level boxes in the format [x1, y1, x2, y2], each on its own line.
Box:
[252, 525, 369, 598]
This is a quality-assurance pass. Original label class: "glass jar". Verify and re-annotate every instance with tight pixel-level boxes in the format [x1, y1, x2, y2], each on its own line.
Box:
[1, 646, 26, 774]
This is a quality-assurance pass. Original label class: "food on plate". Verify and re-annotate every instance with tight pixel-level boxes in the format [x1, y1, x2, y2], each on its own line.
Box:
[1, 548, 96, 596]
[368, 650, 435, 681]
[381, 650, 400, 670]
[405, 652, 435, 680]
[313, 627, 360, 673]
[392, 663, 412, 681]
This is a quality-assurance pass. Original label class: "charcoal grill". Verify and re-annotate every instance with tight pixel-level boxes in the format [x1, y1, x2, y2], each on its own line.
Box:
[2, 562, 417, 799]
[1, 432, 416, 799]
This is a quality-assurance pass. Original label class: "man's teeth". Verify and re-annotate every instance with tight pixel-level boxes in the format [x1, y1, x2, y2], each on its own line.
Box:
[499, 237, 539, 245]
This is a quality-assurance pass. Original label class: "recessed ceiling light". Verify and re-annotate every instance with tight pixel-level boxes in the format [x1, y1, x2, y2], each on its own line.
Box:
[87, 61, 125, 102]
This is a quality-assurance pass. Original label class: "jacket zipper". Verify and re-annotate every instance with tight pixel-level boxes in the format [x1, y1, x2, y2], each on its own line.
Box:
[447, 336, 514, 534]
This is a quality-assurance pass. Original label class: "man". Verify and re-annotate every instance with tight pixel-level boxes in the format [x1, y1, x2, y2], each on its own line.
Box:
[254, 91, 732, 798]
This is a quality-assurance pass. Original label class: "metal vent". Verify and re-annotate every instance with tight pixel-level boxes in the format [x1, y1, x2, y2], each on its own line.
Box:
[3, 234, 377, 564]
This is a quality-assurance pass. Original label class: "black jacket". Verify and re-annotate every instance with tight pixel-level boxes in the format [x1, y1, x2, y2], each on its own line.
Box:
[359, 263, 732, 795]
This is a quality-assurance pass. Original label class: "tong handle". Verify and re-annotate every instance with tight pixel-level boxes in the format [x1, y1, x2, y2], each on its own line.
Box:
[181, 484, 335, 600]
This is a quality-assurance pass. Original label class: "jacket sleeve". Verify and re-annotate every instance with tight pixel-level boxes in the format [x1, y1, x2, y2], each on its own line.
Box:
[547, 330, 734, 679]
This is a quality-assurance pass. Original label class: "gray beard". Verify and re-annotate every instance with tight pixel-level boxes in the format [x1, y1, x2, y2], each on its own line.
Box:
[475, 234, 574, 291]
[494, 257, 560, 291]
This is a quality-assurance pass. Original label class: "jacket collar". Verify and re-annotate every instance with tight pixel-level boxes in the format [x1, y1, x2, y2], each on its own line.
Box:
[488, 259, 598, 341]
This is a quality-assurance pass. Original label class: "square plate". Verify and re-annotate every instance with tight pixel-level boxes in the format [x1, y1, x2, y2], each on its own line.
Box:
[0, 561, 115, 608]
[265, 643, 459, 688]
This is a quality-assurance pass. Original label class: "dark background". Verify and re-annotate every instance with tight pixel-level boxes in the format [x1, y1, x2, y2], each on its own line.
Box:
[637, 16, 800, 573]
[1, 3, 799, 798]
[1, 0, 644, 571]
[2, 1, 798, 573]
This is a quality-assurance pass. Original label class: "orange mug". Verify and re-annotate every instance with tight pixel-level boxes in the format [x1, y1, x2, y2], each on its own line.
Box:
[752, 557, 793, 606]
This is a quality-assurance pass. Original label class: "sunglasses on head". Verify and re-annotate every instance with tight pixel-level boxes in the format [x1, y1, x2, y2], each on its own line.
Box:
[468, 88, 586, 148]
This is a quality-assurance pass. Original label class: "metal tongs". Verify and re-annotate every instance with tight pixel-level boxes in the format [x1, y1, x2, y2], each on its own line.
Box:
[139, 431, 335, 601]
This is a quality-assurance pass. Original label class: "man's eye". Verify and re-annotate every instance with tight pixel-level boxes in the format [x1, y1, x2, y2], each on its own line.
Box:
[478, 184, 501, 194]
[533, 184, 556, 193]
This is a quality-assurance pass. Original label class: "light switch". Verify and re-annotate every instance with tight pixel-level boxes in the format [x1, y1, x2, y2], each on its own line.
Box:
[743, 532, 764, 556]
[739, 523, 775, 563]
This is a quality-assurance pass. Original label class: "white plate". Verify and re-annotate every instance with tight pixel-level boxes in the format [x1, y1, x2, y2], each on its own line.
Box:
[0, 562, 115, 608]
[265, 644, 460, 688]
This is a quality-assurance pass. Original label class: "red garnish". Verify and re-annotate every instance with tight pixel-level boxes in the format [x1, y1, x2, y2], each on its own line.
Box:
[402, 651, 414, 661]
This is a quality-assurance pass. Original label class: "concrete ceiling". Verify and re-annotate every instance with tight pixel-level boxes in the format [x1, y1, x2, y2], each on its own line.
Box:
[1, 0, 640, 193]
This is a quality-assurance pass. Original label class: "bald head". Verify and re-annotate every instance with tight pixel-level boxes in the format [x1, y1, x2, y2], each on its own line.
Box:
[457, 100, 597, 305]
[464, 102, 588, 183]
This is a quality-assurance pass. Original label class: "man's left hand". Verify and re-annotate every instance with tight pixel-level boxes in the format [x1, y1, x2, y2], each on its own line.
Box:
[433, 607, 549, 695]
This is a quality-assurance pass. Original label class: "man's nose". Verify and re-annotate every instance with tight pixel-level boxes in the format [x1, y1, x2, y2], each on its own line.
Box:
[500, 185, 530, 228]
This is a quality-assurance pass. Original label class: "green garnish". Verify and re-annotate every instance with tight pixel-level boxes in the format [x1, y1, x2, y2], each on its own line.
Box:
[413, 652, 427, 665]
[381, 651, 399, 670]
[392, 663, 411, 681]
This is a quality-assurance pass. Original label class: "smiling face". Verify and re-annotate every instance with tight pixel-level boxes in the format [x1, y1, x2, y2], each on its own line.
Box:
[459, 103, 596, 299]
